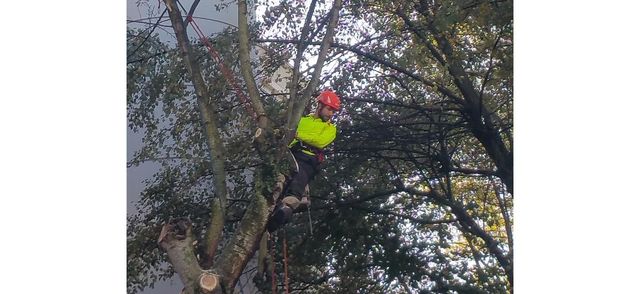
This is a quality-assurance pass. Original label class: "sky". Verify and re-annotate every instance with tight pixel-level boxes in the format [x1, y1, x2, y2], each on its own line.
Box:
[126, 1, 239, 217]
[126, 0, 239, 293]
[2, 1, 640, 294]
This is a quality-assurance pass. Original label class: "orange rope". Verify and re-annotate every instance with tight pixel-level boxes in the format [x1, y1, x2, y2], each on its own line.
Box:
[268, 230, 290, 294]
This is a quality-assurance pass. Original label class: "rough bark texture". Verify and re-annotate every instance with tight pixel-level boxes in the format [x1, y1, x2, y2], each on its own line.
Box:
[215, 194, 270, 290]
[237, 0, 268, 129]
[163, 0, 228, 267]
[158, 219, 208, 294]
[285, 0, 344, 141]
[202, 200, 224, 268]
[160, 0, 341, 291]
[285, 0, 320, 127]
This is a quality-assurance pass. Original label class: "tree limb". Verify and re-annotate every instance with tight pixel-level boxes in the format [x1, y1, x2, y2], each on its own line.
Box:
[285, 0, 344, 140]
[255, 38, 465, 105]
[163, 0, 228, 272]
[285, 0, 319, 128]
[237, 0, 269, 129]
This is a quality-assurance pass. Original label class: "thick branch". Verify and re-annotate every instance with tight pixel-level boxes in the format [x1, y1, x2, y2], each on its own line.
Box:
[215, 174, 287, 290]
[333, 188, 403, 207]
[422, 16, 512, 194]
[285, 0, 344, 139]
[394, 5, 513, 194]
[164, 0, 227, 269]
[449, 167, 497, 176]
[158, 218, 214, 294]
[494, 182, 513, 256]
[285, 0, 319, 128]
[214, 192, 270, 290]
[237, 0, 268, 129]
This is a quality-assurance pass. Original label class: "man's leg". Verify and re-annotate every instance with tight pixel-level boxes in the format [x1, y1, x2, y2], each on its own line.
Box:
[268, 155, 317, 232]
[284, 157, 317, 210]
[286, 160, 313, 198]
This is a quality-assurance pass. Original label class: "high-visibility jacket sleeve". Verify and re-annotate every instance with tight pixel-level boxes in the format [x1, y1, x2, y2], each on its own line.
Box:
[294, 116, 337, 149]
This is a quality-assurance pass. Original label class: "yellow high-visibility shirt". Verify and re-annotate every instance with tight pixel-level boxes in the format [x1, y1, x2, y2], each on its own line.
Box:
[289, 115, 337, 155]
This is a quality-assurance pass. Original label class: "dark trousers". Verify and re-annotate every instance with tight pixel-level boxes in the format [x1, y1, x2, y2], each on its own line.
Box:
[286, 150, 320, 198]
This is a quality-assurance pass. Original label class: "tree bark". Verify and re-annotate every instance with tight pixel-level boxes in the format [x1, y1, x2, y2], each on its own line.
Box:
[237, 0, 268, 129]
[160, 0, 346, 291]
[286, 0, 344, 138]
[158, 218, 216, 294]
[163, 0, 229, 267]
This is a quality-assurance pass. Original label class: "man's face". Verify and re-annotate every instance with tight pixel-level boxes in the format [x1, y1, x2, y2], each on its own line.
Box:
[319, 105, 336, 122]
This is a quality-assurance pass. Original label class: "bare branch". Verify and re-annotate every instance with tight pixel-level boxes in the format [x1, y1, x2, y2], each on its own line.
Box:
[127, 8, 168, 59]
[285, 0, 344, 139]
[285, 0, 320, 128]
[237, 0, 268, 128]
[256, 38, 465, 104]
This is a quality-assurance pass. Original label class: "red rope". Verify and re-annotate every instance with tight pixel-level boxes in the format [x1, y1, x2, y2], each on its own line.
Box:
[268, 231, 290, 294]
[185, 16, 257, 121]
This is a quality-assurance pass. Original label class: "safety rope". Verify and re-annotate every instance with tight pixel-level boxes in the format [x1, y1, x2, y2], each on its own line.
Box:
[269, 231, 290, 294]
[184, 14, 258, 122]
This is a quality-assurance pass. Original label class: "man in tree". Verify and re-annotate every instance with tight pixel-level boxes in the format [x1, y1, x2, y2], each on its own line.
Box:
[267, 90, 341, 232]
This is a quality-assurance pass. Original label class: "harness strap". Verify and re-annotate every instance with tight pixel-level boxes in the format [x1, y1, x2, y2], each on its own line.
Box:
[291, 141, 325, 163]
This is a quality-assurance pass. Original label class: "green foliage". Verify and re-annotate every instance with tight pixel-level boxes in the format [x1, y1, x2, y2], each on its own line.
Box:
[128, 0, 513, 293]
[127, 26, 265, 292]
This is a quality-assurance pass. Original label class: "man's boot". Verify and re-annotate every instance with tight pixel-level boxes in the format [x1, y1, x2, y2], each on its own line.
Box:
[267, 203, 293, 233]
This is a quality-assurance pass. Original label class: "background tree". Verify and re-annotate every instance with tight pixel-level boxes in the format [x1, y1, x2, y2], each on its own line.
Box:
[127, 0, 512, 293]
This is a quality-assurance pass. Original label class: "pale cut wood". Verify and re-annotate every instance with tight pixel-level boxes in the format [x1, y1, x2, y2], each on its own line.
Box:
[199, 272, 219, 293]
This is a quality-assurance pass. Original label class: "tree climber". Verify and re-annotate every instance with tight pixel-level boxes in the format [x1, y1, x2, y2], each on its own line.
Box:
[267, 89, 341, 232]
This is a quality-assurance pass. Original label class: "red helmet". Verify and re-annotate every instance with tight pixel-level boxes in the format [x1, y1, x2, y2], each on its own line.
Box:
[317, 90, 341, 110]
